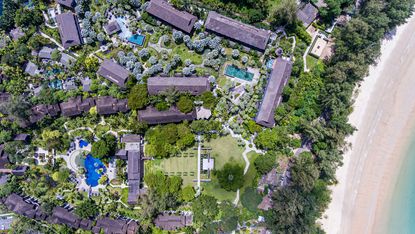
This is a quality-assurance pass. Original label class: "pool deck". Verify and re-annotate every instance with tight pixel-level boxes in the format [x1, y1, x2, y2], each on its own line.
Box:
[223, 62, 260, 85]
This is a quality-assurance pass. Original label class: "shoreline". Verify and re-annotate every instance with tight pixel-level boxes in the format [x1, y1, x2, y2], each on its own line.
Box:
[320, 14, 415, 234]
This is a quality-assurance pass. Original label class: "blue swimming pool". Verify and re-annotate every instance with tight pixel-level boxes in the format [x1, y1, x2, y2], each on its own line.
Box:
[84, 154, 106, 187]
[128, 34, 145, 46]
[49, 79, 62, 89]
[79, 139, 89, 148]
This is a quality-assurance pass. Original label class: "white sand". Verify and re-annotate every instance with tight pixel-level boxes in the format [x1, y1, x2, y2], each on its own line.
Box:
[320, 14, 415, 234]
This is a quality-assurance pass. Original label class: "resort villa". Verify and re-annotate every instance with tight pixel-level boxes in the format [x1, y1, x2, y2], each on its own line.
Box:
[56, 12, 82, 48]
[146, 0, 198, 34]
[296, 3, 319, 28]
[138, 107, 197, 125]
[97, 59, 131, 88]
[205, 11, 271, 51]
[147, 77, 211, 95]
[256, 57, 293, 128]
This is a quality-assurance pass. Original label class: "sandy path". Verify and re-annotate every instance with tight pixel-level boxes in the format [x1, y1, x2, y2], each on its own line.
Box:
[321, 15, 415, 234]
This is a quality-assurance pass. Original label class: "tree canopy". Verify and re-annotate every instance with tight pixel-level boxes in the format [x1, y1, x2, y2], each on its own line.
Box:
[216, 163, 244, 191]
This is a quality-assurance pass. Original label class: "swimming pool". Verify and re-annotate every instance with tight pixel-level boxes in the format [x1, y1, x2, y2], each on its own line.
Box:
[128, 34, 146, 46]
[84, 154, 106, 187]
[49, 79, 63, 89]
[79, 139, 89, 148]
[224, 65, 254, 81]
[266, 59, 275, 70]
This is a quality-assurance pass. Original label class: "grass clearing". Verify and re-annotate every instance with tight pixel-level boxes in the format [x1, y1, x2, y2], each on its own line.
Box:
[204, 135, 245, 170]
[306, 55, 320, 70]
[172, 44, 203, 65]
[241, 151, 260, 193]
[148, 147, 198, 186]
[202, 177, 236, 202]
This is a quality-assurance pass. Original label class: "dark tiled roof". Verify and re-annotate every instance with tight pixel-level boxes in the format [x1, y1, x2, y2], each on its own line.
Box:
[116, 99, 129, 113]
[4, 194, 36, 218]
[13, 134, 30, 142]
[205, 11, 271, 51]
[121, 134, 141, 143]
[38, 47, 54, 59]
[96, 96, 117, 115]
[60, 96, 82, 117]
[57, 0, 76, 8]
[127, 151, 142, 204]
[146, 0, 197, 34]
[104, 21, 121, 35]
[138, 107, 196, 125]
[96, 96, 129, 115]
[97, 59, 130, 88]
[56, 13, 82, 48]
[93, 217, 129, 234]
[10, 28, 25, 41]
[79, 97, 95, 112]
[24, 61, 38, 76]
[60, 53, 75, 67]
[115, 149, 128, 160]
[148, 77, 210, 95]
[296, 3, 318, 27]
[49, 207, 80, 229]
[256, 58, 292, 128]
[154, 214, 193, 230]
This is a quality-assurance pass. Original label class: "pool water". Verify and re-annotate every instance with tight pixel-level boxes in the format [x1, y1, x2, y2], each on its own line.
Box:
[224, 65, 254, 81]
[84, 154, 106, 187]
[128, 34, 146, 46]
[266, 59, 275, 69]
[49, 79, 63, 89]
[79, 140, 89, 148]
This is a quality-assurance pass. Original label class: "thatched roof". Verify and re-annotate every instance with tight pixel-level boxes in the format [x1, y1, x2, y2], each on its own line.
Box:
[205, 11, 270, 51]
[56, 13, 82, 48]
[256, 58, 292, 128]
[138, 107, 196, 125]
[147, 77, 210, 95]
[146, 0, 197, 34]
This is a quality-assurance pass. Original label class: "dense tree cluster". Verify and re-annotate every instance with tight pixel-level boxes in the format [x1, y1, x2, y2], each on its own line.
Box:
[215, 163, 244, 191]
[145, 123, 194, 158]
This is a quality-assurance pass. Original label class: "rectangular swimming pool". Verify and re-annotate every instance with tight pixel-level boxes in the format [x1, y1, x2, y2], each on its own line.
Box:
[128, 34, 146, 46]
[224, 65, 254, 81]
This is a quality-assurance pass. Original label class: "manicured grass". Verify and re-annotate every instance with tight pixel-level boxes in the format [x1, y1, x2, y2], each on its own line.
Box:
[172, 44, 203, 65]
[121, 188, 129, 204]
[306, 54, 320, 70]
[204, 135, 245, 170]
[148, 147, 198, 186]
[202, 177, 236, 202]
[241, 151, 260, 193]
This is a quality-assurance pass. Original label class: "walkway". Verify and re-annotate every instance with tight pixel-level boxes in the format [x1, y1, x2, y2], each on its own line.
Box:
[196, 135, 201, 196]
[223, 125, 264, 205]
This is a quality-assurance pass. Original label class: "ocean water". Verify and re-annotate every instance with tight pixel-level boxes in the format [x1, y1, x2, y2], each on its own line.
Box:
[387, 134, 415, 233]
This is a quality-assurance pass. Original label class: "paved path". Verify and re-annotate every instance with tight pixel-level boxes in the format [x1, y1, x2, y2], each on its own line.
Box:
[196, 135, 201, 196]
[223, 125, 264, 205]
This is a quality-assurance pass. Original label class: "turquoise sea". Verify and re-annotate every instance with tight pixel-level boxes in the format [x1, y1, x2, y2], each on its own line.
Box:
[387, 133, 415, 233]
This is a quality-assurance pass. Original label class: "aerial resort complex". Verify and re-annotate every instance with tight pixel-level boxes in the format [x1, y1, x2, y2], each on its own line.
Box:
[0, 0, 410, 232]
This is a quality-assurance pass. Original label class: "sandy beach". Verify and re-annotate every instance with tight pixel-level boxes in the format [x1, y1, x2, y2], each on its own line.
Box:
[320, 14, 415, 234]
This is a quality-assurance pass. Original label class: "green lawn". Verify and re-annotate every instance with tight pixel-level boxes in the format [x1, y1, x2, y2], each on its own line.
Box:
[241, 151, 260, 193]
[202, 177, 236, 202]
[172, 44, 203, 65]
[306, 54, 320, 70]
[204, 135, 245, 170]
[148, 147, 198, 186]
[121, 188, 129, 204]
